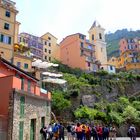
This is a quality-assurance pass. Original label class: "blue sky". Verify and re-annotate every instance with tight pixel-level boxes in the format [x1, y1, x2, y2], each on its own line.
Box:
[14, 0, 140, 42]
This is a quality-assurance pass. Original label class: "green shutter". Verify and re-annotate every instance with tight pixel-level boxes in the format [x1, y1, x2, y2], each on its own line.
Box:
[30, 119, 35, 140]
[19, 121, 24, 140]
[20, 96, 25, 118]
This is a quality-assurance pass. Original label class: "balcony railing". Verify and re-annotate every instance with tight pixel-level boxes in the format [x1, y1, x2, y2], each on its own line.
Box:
[81, 46, 95, 52]
[86, 56, 95, 63]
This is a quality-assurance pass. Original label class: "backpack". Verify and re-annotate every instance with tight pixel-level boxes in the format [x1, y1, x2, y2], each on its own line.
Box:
[40, 128, 43, 134]
[127, 129, 132, 137]
[53, 126, 58, 133]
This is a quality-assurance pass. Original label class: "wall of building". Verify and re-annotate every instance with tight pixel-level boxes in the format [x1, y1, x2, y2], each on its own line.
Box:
[0, 3, 17, 61]
[12, 91, 51, 140]
[60, 34, 87, 70]
[0, 76, 13, 116]
[13, 54, 32, 72]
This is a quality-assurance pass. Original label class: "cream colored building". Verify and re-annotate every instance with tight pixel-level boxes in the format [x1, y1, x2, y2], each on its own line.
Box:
[0, 0, 18, 62]
[41, 32, 59, 62]
[88, 21, 108, 70]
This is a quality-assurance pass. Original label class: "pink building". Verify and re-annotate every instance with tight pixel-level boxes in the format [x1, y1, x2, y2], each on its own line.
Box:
[0, 57, 51, 140]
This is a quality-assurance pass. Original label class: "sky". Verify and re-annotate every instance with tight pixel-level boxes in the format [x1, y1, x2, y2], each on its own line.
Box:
[14, 0, 140, 42]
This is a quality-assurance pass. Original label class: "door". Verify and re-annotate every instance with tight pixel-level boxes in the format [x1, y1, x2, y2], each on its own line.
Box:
[30, 119, 36, 140]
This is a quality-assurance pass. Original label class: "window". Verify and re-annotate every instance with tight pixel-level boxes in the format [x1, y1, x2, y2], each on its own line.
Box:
[20, 96, 25, 118]
[45, 41, 47, 45]
[80, 42, 84, 47]
[92, 34, 94, 40]
[49, 57, 51, 61]
[19, 121, 24, 140]
[21, 78, 24, 90]
[0, 34, 11, 44]
[24, 63, 28, 69]
[27, 80, 31, 92]
[49, 43, 51, 47]
[48, 50, 51, 54]
[17, 62, 21, 68]
[46, 102, 50, 114]
[79, 34, 84, 40]
[99, 33, 102, 39]
[87, 62, 90, 67]
[45, 56, 47, 60]
[4, 23, 10, 30]
[110, 66, 113, 70]
[101, 48, 103, 52]
[45, 48, 47, 52]
[48, 37, 51, 40]
[5, 11, 10, 17]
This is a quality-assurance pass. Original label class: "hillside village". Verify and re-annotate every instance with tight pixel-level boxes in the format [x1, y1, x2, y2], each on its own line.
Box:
[0, 0, 140, 140]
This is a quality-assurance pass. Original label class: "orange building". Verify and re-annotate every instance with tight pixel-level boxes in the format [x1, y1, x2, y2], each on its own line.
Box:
[60, 33, 98, 72]
[118, 38, 140, 71]
[60, 21, 108, 72]
[0, 57, 51, 140]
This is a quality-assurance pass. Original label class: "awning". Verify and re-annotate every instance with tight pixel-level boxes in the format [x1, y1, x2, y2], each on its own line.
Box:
[42, 72, 63, 77]
[42, 78, 66, 84]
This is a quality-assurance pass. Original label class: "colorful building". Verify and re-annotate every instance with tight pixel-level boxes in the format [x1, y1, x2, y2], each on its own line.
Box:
[88, 21, 108, 70]
[0, 0, 18, 62]
[18, 33, 43, 59]
[41, 32, 59, 62]
[60, 33, 98, 71]
[118, 38, 140, 71]
[0, 57, 51, 140]
[59, 21, 108, 72]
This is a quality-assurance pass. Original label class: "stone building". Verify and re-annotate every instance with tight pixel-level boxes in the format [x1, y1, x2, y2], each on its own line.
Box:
[0, 57, 51, 140]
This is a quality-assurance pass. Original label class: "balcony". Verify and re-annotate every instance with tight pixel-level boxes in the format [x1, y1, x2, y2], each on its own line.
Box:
[85, 56, 95, 63]
[81, 45, 95, 52]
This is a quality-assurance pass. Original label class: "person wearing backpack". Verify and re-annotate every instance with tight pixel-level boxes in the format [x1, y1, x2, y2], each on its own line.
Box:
[40, 126, 48, 140]
[59, 123, 65, 140]
[52, 123, 59, 140]
[128, 124, 136, 140]
[102, 125, 109, 140]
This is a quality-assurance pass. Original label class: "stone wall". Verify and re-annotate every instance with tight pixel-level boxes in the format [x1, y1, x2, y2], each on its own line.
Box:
[11, 91, 51, 140]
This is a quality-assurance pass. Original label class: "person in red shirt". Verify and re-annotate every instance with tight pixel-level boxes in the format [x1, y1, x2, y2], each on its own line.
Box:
[96, 125, 103, 140]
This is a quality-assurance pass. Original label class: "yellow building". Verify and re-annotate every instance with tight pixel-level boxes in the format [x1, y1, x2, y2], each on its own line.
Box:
[13, 43, 33, 72]
[41, 32, 59, 62]
[88, 21, 108, 70]
[0, 0, 18, 61]
[108, 56, 119, 68]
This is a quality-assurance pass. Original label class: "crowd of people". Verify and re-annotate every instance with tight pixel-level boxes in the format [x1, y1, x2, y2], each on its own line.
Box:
[40, 122, 136, 140]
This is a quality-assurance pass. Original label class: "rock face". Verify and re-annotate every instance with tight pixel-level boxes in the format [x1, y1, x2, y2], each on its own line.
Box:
[80, 80, 140, 107]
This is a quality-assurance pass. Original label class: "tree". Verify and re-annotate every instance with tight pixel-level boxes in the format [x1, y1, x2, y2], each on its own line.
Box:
[74, 106, 97, 120]
[52, 90, 71, 115]
[122, 105, 139, 123]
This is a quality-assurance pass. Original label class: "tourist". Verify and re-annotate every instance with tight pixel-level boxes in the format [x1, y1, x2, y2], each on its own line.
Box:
[52, 123, 59, 140]
[59, 123, 65, 140]
[96, 124, 103, 140]
[67, 123, 73, 140]
[75, 122, 82, 140]
[91, 125, 98, 140]
[128, 124, 136, 140]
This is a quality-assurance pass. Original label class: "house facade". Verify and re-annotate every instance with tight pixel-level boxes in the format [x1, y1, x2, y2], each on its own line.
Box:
[60, 33, 98, 72]
[41, 32, 59, 62]
[0, 57, 51, 140]
[18, 33, 43, 59]
[0, 0, 18, 61]
[118, 38, 140, 71]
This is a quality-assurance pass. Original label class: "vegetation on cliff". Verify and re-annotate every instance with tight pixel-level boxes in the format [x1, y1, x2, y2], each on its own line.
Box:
[50, 62, 140, 125]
